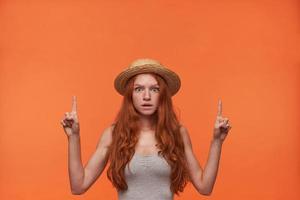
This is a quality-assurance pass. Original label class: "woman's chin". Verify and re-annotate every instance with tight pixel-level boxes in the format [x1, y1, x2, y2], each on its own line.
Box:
[137, 110, 156, 116]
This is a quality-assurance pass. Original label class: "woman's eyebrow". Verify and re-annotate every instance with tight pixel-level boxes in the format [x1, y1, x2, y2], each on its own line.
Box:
[134, 84, 159, 86]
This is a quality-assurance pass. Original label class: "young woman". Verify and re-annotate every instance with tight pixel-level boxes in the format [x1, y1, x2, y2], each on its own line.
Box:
[61, 58, 232, 200]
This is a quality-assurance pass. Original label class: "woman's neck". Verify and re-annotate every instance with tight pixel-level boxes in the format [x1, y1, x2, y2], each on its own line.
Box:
[138, 115, 156, 131]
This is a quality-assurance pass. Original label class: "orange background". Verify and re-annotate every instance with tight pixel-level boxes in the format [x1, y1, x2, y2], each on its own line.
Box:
[1, 0, 299, 199]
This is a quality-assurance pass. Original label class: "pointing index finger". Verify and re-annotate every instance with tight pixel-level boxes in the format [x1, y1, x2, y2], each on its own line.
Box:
[72, 96, 77, 112]
[217, 98, 222, 116]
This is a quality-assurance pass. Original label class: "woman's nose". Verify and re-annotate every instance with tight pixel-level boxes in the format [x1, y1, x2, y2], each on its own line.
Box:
[143, 89, 151, 100]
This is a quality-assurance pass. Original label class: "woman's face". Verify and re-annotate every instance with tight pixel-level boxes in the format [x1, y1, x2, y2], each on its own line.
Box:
[132, 73, 160, 116]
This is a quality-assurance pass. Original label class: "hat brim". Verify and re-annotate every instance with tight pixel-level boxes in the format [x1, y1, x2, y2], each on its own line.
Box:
[114, 64, 181, 96]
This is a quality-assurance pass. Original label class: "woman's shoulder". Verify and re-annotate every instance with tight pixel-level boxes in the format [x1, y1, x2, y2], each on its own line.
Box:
[103, 123, 115, 134]
[178, 124, 190, 139]
[179, 123, 188, 132]
[97, 124, 115, 148]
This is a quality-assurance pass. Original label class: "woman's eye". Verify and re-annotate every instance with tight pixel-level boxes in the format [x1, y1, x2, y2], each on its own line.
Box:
[135, 87, 142, 92]
[152, 88, 160, 92]
[134, 87, 159, 92]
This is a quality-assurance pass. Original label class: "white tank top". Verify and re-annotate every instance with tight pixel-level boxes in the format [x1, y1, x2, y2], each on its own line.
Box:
[117, 152, 173, 200]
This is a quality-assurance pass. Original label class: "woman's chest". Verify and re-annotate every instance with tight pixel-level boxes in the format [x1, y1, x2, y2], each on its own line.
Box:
[134, 132, 159, 156]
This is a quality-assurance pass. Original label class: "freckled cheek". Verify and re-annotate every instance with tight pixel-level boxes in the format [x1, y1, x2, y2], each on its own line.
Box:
[132, 94, 143, 106]
[132, 95, 138, 105]
[153, 96, 160, 107]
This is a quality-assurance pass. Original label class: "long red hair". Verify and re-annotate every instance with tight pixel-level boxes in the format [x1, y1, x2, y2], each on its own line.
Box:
[107, 73, 191, 196]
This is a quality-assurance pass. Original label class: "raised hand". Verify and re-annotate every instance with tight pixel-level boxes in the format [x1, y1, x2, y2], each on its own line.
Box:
[213, 99, 232, 142]
[61, 96, 80, 137]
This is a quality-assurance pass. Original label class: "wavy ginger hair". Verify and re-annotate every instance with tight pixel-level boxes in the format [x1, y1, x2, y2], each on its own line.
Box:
[107, 72, 191, 196]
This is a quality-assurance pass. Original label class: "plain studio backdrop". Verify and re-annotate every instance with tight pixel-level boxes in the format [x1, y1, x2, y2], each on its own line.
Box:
[0, 0, 299, 200]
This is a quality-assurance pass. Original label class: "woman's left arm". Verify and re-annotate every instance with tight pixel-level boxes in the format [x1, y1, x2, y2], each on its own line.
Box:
[180, 99, 232, 196]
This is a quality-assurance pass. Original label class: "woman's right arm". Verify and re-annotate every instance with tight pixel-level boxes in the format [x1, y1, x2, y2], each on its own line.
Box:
[61, 96, 113, 194]
[67, 125, 113, 195]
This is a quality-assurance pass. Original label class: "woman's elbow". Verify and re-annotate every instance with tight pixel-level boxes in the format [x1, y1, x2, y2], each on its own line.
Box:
[71, 186, 86, 195]
[71, 191, 81, 195]
[201, 190, 212, 196]
[197, 185, 212, 196]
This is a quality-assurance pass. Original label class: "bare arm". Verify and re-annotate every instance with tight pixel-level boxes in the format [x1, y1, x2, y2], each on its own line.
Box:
[61, 96, 114, 194]
[68, 125, 113, 195]
[201, 138, 223, 195]
[180, 125, 223, 196]
[180, 99, 232, 195]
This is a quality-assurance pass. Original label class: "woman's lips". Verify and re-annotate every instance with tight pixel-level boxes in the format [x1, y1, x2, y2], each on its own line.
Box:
[141, 105, 153, 109]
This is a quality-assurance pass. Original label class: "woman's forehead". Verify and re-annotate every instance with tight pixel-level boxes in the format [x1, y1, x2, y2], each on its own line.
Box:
[133, 73, 158, 85]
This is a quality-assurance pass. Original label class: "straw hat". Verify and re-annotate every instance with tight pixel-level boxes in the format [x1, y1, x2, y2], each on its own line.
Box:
[114, 58, 181, 96]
